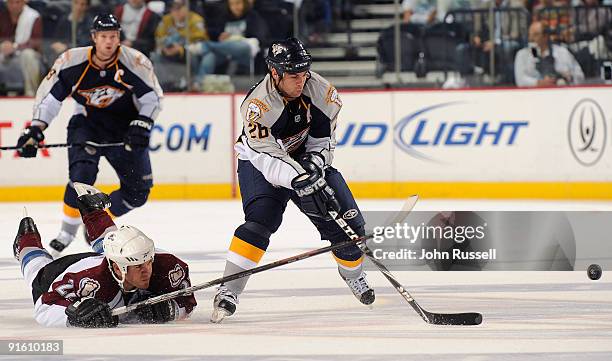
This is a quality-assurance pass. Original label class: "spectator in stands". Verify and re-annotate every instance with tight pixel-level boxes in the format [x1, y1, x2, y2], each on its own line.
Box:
[190, 0, 267, 83]
[448, 0, 524, 87]
[532, 0, 571, 42]
[115, 0, 161, 57]
[401, 0, 470, 24]
[90, 0, 117, 14]
[565, 0, 611, 76]
[572, 0, 611, 39]
[51, 0, 95, 57]
[514, 21, 584, 86]
[0, 0, 42, 96]
[251, 0, 293, 42]
[153, 0, 209, 89]
[402, 0, 438, 25]
[299, 0, 332, 45]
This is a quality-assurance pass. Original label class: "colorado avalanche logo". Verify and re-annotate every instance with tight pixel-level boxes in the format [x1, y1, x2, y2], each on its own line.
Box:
[77, 85, 125, 108]
[168, 264, 185, 288]
[78, 278, 100, 298]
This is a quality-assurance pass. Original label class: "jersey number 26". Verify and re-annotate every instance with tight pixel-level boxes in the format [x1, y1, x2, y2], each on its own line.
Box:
[248, 122, 269, 139]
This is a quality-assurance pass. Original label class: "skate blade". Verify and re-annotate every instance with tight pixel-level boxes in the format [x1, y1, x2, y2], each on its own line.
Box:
[210, 308, 230, 323]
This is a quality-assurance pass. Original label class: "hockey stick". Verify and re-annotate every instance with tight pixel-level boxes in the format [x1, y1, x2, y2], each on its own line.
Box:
[0, 141, 124, 151]
[329, 208, 483, 326]
[110, 196, 419, 317]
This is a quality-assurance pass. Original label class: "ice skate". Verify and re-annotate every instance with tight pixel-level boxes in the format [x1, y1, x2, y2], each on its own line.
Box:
[211, 285, 238, 323]
[14, 216, 41, 261]
[48, 231, 75, 258]
[340, 270, 375, 306]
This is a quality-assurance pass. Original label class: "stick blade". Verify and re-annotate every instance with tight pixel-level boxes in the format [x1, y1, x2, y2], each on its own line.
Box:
[429, 312, 483, 326]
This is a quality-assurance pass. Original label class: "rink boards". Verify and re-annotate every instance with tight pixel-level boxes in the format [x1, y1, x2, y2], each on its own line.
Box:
[0, 86, 611, 200]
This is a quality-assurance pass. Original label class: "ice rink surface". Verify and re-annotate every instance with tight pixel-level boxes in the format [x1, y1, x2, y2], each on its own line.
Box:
[0, 199, 611, 360]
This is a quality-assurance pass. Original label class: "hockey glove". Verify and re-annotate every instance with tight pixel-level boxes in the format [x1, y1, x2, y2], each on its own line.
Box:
[292, 156, 340, 221]
[76, 192, 111, 215]
[124, 118, 153, 152]
[66, 298, 118, 328]
[134, 300, 178, 324]
[16, 125, 44, 158]
[302, 152, 326, 172]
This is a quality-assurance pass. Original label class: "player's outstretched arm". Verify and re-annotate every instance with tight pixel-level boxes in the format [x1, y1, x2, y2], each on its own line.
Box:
[130, 254, 197, 323]
[65, 298, 118, 328]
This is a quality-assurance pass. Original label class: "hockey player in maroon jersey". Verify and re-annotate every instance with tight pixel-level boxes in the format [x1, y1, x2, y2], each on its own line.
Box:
[13, 183, 196, 327]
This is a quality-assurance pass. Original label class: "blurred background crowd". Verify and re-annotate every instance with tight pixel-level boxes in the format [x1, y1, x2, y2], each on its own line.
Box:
[0, 0, 611, 95]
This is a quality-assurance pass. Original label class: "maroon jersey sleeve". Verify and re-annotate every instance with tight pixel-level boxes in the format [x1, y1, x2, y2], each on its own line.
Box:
[81, 210, 117, 252]
[148, 252, 197, 319]
[33, 255, 121, 327]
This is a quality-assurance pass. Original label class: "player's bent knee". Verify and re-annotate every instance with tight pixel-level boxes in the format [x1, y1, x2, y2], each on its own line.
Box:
[234, 221, 272, 251]
[244, 200, 284, 233]
[122, 188, 150, 208]
[329, 225, 365, 261]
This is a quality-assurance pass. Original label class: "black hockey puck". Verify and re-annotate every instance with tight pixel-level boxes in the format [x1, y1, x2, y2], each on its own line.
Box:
[587, 264, 602, 280]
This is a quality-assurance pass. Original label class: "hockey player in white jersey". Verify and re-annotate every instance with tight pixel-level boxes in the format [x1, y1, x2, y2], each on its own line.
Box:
[211, 38, 374, 323]
[14, 14, 163, 257]
[13, 183, 196, 327]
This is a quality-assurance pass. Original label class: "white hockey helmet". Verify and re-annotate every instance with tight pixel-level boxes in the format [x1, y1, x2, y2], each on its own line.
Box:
[103, 225, 155, 287]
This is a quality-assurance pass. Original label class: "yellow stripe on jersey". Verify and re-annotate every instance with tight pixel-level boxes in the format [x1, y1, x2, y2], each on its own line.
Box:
[333, 254, 364, 270]
[63, 203, 80, 218]
[105, 209, 116, 219]
[229, 236, 266, 263]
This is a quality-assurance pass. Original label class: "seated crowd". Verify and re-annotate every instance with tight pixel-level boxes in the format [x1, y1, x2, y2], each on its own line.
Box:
[0, 0, 305, 93]
[0, 0, 611, 94]
[380, 0, 611, 87]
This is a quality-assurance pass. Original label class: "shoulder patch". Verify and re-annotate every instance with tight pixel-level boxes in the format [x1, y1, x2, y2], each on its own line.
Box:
[326, 85, 342, 107]
[78, 277, 101, 298]
[246, 98, 270, 123]
[45, 68, 57, 81]
[168, 264, 185, 288]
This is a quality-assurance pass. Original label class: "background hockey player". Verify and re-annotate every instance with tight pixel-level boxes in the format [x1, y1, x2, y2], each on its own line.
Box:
[14, 14, 163, 256]
[13, 183, 196, 327]
[211, 37, 373, 323]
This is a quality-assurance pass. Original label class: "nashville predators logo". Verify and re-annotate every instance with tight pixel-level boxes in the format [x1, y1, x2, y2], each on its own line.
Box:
[245, 99, 270, 124]
[45, 68, 57, 81]
[77, 85, 125, 108]
[271, 44, 287, 56]
[168, 264, 185, 288]
[326, 86, 342, 107]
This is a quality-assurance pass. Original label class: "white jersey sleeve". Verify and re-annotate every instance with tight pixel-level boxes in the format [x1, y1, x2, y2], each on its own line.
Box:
[32, 47, 90, 127]
[236, 75, 306, 189]
[117, 46, 164, 122]
[302, 72, 342, 166]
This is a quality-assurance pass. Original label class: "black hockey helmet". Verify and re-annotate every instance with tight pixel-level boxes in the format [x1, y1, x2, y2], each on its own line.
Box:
[90, 14, 121, 34]
[266, 37, 312, 77]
